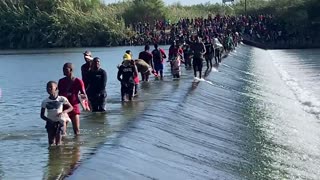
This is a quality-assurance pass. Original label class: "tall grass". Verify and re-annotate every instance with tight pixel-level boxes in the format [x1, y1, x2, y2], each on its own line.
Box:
[0, 0, 127, 49]
[0, 0, 318, 49]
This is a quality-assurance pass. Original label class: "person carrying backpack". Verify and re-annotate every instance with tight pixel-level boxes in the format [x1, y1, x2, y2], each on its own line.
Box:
[151, 44, 167, 80]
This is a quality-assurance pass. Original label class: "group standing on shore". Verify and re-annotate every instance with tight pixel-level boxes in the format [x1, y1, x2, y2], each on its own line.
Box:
[123, 14, 316, 48]
[40, 13, 244, 146]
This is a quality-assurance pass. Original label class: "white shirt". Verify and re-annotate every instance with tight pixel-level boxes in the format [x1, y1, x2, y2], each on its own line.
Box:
[41, 96, 71, 123]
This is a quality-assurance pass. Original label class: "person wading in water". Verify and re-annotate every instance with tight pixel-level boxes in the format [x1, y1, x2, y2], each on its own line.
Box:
[191, 36, 206, 79]
[117, 60, 138, 102]
[87, 57, 107, 112]
[58, 63, 87, 135]
[152, 44, 167, 80]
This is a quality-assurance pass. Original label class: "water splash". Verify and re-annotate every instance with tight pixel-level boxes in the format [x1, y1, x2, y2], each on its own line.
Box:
[271, 55, 320, 120]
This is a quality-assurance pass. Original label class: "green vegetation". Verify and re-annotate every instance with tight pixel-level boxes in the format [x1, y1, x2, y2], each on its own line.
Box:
[0, 0, 127, 48]
[0, 0, 318, 49]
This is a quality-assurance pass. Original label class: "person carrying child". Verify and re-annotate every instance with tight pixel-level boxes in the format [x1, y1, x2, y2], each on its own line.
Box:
[40, 81, 73, 146]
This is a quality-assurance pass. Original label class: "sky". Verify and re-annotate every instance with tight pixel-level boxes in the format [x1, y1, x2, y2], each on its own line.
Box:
[103, 0, 222, 6]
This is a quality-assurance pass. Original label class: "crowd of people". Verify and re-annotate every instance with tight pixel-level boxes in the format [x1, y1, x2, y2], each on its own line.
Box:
[122, 14, 318, 48]
[40, 13, 250, 146]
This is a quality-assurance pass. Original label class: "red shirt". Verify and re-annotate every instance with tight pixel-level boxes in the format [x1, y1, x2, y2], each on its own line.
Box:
[58, 77, 85, 106]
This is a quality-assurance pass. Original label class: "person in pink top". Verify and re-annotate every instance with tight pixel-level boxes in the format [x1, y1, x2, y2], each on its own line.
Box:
[58, 63, 87, 135]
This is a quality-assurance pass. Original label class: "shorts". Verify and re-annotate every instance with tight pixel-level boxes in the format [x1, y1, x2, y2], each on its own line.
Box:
[68, 104, 80, 117]
[46, 121, 64, 136]
[154, 63, 163, 71]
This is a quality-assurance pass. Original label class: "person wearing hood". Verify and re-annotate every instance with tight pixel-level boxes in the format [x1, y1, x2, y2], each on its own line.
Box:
[123, 50, 132, 61]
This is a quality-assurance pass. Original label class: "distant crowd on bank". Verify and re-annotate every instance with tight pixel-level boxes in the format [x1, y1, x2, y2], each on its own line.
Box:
[121, 14, 318, 48]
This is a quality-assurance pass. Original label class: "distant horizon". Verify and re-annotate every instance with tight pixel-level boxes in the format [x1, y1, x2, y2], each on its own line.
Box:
[103, 0, 222, 6]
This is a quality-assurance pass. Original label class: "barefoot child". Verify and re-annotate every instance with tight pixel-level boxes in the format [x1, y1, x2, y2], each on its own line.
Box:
[40, 81, 73, 146]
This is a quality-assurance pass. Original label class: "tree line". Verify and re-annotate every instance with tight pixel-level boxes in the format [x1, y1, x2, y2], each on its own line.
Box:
[0, 0, 318, 49]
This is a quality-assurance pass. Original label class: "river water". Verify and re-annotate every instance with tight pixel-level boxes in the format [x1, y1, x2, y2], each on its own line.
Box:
[0, 45, 319, 180]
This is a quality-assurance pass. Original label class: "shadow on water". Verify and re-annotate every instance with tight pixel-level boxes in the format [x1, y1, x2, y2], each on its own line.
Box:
[43, 138, 81, 180]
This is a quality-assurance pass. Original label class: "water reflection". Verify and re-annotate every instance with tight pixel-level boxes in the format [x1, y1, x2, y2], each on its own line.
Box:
[43, 137, 81, 180]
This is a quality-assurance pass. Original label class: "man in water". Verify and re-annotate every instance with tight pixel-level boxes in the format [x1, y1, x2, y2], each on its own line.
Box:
[117, 60, 138, 102]
[191, 36, 206, 79]
[138, 45, 153, 81]
[58, 63, 87, 135]
[81, 50, 93, 89]
[183, 44, 193, 69]
[152, 44, 167, 80]
[86, 57, 107, 112]
[204, 37, 214, 68]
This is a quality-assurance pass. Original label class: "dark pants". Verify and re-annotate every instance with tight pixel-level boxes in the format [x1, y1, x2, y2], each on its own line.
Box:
[193, 57, 203, 79]
[121, 82, 134, 101]
[184, 57, 192, 69]
[205, 53, 213, 68]
[88, 93, 106, 112]
[134, 84, 138, 95]
[215, 48, 222, 63]
[46, 121, 63, 145]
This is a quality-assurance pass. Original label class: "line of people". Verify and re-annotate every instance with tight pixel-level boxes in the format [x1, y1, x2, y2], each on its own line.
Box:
[40, 30, 240, 146]
[40, 51, 108, 146]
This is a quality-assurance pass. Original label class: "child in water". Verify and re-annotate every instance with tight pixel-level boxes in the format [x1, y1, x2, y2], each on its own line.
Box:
[40, 81, 73, 146]
[171, 56, 182, 78]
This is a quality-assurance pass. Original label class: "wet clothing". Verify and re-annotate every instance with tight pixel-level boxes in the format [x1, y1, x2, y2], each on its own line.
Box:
[154, 63, 164, 72]
[87, 68, 107, 112]
[46, 121, 64, 135]
[46, 121, 64, 145]
[58, 77, 85, 116]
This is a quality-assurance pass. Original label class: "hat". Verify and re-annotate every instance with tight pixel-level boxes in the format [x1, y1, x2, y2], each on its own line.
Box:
[123, 53, 132, 60]
[83, 50, 92, 56]
[83, 50, 93, 60]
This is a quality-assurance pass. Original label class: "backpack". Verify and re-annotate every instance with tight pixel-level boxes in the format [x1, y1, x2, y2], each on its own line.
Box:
[152, 49, 162, 64]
